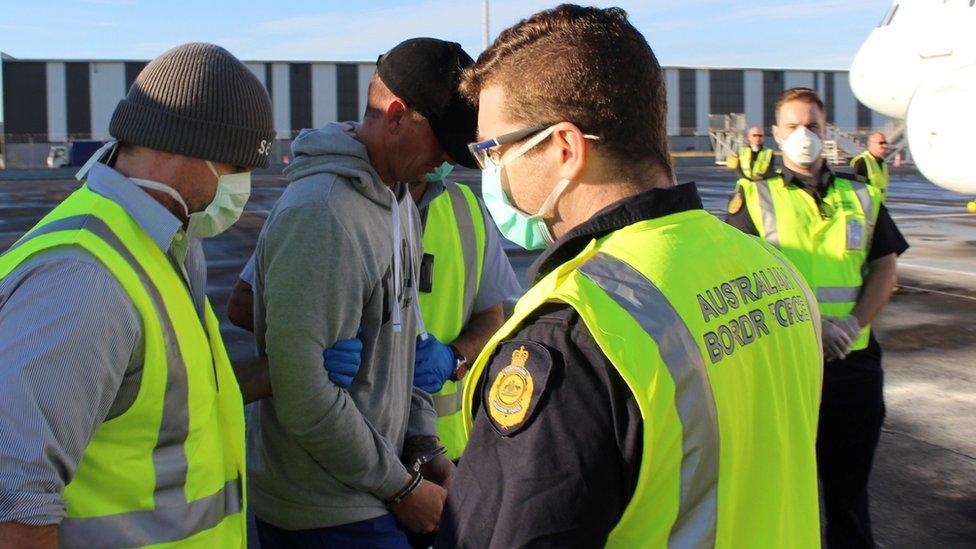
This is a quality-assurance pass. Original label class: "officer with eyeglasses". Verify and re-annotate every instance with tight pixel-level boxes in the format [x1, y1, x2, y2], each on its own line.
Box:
[435, 6, 825, 548]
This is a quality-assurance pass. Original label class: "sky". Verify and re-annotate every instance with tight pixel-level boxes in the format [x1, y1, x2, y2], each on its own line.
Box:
[0, 0, 893, 122]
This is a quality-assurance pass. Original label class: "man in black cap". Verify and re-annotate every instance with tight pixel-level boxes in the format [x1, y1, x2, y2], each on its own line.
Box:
[0, 43, 273, 547]
[246, 38, 477, 547]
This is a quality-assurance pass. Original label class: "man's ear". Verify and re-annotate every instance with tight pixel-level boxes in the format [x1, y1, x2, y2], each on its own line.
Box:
[386, 99, 407, 133]
[552, 122, 587, 182]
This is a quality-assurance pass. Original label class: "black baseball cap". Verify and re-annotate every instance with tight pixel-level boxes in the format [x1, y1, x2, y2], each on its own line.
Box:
[377, 38, 478, 169]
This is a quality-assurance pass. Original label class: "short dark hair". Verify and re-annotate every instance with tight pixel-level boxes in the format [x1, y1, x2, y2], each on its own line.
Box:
[364, 73, 395, 120]
[775, 87, 825, 121]
[461, 4, 672, 180]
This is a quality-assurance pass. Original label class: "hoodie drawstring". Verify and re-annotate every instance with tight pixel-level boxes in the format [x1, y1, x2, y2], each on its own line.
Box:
[389, 188, 429, 339]
[389, 189, 403, 333]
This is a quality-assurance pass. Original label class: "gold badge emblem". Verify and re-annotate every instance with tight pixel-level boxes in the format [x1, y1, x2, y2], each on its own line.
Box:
[488, 346, 534, 430]
[727, 191, 743, 215]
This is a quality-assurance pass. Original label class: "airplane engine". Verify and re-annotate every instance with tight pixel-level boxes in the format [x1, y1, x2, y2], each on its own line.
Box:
[849, 19, 915, 119]
[906, 65, 976, 196]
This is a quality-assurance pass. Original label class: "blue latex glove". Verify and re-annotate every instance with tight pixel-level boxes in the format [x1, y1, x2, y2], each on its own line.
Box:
[323, 337, 364, 388]
[414, 334, 455, 394]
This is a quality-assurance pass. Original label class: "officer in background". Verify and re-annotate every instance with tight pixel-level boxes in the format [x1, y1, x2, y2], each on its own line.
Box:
[0, 43, 273, 547]
[437, 6, 824, 547]
[408, 163, 521, 459]
[851, 132, 891, 201]
[737, 126, 775, 181]
[227, 162, 521, 461]
[728, 88, 909, 548]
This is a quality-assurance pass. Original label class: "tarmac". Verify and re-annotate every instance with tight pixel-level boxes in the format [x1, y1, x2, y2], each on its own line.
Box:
[0, 165, 973, 547]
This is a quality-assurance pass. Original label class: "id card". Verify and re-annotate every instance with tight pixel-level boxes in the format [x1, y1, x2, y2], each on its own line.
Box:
[847, 219, 864, 251]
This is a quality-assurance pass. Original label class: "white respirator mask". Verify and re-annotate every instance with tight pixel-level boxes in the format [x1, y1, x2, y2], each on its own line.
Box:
[777, 126, 823, 168]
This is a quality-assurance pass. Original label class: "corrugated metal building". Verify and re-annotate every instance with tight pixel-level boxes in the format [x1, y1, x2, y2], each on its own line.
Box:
[0, 53, 888, 168]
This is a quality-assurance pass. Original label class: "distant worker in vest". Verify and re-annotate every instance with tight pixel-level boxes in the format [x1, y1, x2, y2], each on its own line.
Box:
[408, 164, 521, 462]
[851, 131, 891, 201]
[0, 43, 274, 547]
[727, 87, 909, 548]
[436, 6, 824, 548]
[228, 161, 521, 461]
[737, 126, 775, 181]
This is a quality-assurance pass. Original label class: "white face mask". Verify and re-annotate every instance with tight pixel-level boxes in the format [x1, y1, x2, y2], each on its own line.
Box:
[777, 126, 823, 168]
[131, 161, 251, 239]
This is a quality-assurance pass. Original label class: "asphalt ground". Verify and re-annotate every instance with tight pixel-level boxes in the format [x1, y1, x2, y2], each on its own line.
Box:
[0, 166, 973, 547]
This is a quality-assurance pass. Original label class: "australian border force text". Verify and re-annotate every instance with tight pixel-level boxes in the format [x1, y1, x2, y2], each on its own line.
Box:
[698, 267, 811, 364]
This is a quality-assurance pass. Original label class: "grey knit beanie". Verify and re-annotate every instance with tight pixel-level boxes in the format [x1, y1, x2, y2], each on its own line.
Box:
[109, 43, 275, 168]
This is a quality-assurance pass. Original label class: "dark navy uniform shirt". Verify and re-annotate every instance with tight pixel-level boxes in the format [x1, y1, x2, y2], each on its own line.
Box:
[436, 184, 704, 548]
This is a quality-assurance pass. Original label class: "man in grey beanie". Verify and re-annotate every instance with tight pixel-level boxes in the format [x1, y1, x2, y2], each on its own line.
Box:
[0, 42, 273, 548]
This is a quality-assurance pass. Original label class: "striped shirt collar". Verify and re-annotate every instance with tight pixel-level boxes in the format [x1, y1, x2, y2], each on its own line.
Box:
[85, 162, 184, 254]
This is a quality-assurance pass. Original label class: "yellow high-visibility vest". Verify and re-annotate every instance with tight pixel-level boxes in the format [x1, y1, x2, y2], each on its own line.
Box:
[419, 182, 486, 460]
[738, 146, 773, 180]
[0, 185, 246, 548]
[737, 174, 883, 350]
[851, 150, 890, 201]
[463, 208, 823, 547]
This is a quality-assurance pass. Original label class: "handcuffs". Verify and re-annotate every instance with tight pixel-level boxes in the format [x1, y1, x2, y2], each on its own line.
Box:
[385, 446, 447, 506]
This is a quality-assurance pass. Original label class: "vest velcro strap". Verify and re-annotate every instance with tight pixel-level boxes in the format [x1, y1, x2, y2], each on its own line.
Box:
[816, 286, 861, 303]
[60, 477, 242, 548]
[432, 378, 464, 417]
[578, 252, 719, 547]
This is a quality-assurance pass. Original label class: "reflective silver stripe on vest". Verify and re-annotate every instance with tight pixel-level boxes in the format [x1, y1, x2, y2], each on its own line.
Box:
[578, 253, 719, 548]
[11, 214, 240, 544]
[4, 215, 92, 256]
[816, 286, 861, 303]
[445, 183, 479, 325]
[848, 179, 876, 249]
[432, 378, 464, 417]
[61, 478, 242, 548]
[755, 180, 780, 247]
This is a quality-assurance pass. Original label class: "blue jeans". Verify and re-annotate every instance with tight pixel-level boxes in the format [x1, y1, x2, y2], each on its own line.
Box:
[255, 514, 411, 549]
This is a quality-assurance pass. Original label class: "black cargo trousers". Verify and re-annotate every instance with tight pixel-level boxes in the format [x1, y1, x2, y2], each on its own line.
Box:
[817, 337, 886, 549]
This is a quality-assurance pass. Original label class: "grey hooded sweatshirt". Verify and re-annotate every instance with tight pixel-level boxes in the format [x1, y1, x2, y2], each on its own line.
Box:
[247, 122, 434, 529]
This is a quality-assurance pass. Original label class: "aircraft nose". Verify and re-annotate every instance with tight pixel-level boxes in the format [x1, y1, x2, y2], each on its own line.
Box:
[849, 29, 917, 119]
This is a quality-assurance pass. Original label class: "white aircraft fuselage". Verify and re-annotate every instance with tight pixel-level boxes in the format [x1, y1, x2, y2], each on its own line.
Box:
[850, 0, 976, 197]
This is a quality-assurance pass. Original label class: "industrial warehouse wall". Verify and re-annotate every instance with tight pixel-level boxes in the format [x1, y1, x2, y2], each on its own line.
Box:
[1, 58, 378, 168]
[1, 59, 889, 169]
